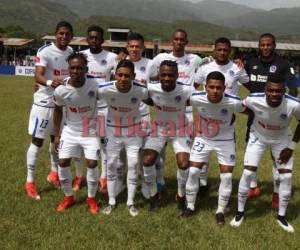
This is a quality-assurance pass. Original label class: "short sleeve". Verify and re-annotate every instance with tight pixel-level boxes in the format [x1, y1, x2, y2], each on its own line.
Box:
[194, 66, 206, 84]
[35, 50, 48, 68]
[237, 68, 249, 84]
[53, 87, 65, 106]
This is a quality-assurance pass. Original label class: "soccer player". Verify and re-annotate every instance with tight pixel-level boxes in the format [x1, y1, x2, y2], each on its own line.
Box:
[182, 71, 244, 225]
[143, 60, 192, 212]
[230, 74, 300, 233]
[25, 21, 73, 199]
[194, 37, 249, 194]
[53, 52, 100, 214]
[73, 25, 117, 192]
[243, 33, 298, 206]
[98, 59, 148, 217]
[150, 29, 203, 193]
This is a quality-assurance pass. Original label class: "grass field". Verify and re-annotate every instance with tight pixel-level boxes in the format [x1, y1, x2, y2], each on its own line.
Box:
[0, 75, 300, 250]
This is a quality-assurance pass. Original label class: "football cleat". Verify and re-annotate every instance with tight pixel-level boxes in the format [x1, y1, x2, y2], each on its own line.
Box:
[149, 193, 160, 212]
[277, 216, 294, 233]
[179, 208, 195, 218]
[56, 196, 75, 212]
[25, 182, 40, 200]
[73, 176, 86, 192]
[102, 204, 116, 215]
[175, 193, 186, 211]
[128, 205, 139, 217]
[47, 171, 60, 189]
[230, 212, 245, 227]
[216, 213, 225, 225]
[271, 192, 279, 209]
[86, 197, 99, 214]
[248, 187, 261, 199]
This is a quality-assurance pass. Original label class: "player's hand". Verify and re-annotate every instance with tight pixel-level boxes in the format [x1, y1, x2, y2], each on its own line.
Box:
[53, 136, 61, 153]
[277, 148, 293, 164]
[51, 79, 64, 88]
[233, 58, 244, 69]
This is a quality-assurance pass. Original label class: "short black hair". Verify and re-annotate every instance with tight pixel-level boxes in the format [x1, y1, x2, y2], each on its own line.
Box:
[172, 29, 188, 40]
[160, 60, 178, 70]
[55, 21, 73, 34]
[127, 32, 144, 44]
[67, 52, 87, 66]
[116, 59, 135, 74]
[87, 25, 104, 37]
[259, 33, 276, 45]
[267, 73, 285, 84]
[206, 71, 225, 84]
[215, 37, 231, 47]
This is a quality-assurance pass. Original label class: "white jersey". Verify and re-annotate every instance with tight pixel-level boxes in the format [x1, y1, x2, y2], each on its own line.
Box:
[34, 42, 73, 107]
[195, 60, 249, 95]
[243, 93, 300, 140]
[148, 81, 192, 128]
[131, 57, 153, 116]
[81, 49, 117, 109]
[53, 77, 98, 134]
[151, 52, 202, 113]
[98, 81, 148, 127]
[190, 91, 244, 140]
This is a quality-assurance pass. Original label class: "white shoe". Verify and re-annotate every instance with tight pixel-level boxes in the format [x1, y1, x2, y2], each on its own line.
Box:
[102, 205, 115, 215]
[141, 181, 150, 199]
[128, 205, 139, 217]
[277, 216, 294, 233]
[230, 212, 244, 227]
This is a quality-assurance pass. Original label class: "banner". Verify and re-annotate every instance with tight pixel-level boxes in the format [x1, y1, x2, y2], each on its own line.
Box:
[15, 66, 35, 76]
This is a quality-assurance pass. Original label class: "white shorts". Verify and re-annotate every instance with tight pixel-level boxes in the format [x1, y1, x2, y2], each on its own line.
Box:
[59, 127, 100, 160]
[28, 104, 54, 139]
[144, 126, 191, 154]
[190, 137, 236, 166]
[244, 132, 293, 171]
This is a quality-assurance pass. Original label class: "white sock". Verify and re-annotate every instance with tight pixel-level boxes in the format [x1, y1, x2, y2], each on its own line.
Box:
[186, 167, 201, 211]
[26, 143, 40, 182]
[58, 166, 73, 196]
[49, 143, 58, 172]
[278, 173, 292, 217]
[87, 167, 99, 198]
[238, 169, 256, 212]
[100, 143, 107, 178]
[272, 163, 280, 194]
[177, 168, 189, 197]
[107, 158, 117, 206]
[250, 168, 258, 188]
[218, 173, 232, 213]
[143, 165, 157, 197]
[199, 164, 208, 186]
[73, 157, 83, 177]
[127, 158, 138, 206]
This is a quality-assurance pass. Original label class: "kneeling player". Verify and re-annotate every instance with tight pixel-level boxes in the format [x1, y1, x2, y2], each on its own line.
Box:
[230, 74, 300, 233]
[182, 71, 244, 225]
[53, 53, 100, 214]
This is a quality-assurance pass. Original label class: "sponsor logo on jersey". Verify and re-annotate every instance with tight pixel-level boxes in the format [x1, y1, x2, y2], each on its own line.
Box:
[175, 95, 182, 103]
[229, 70, 234, 77]
[185, 60, 190, 65]
[101, 59, 107, 65]
[252, 65, 258, 70]
[88, 91, 95, 98]
[69, 107, 78, 113]
[35, 56, 40, 63]
[280, 113, 287, 120]
[54, 69, 61, 76]
[131, 97, 138, 104]
[251, 74, 268, 82]
[269, 65, 277, 73]
[221, 108, 228, 115]
[140, 66, 146, 72]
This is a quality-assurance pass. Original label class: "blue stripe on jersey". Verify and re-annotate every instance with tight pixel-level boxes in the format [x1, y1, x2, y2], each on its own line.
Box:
[38, 43, 51, 52]
[285, 94, 300, 103]
[98, 82, 113, 88]
[133, 82, 147, 88]
[177, 81, 190, 86]
[249, 93, 265, 97]
[32, 118, 39, 136]
[87, 75, 103, 79]
[150, 80, 160, 84]
[224, 93, 241, 100]
[192, 91, 206, 96]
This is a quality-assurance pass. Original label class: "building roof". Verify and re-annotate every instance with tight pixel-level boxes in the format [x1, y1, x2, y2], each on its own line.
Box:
[231, 40, 300, 51]
[1, 38, 34, 46]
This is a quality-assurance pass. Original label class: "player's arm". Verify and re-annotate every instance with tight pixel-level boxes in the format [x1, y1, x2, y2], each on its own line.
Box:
[53, 104, 63, 153]
[277, 120, 300, 164]
[35, 66, 64, 88]
[143, 97, 154, 106]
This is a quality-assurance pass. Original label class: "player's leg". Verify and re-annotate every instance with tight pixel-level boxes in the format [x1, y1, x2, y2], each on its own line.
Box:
[98, 137, 108, 193]
[47, 135, 60, 188]
[155, 145, 166, 193]
[270, 153, 280, 209]
[115, 148, 126, 196]
[72, 151, 85, 192]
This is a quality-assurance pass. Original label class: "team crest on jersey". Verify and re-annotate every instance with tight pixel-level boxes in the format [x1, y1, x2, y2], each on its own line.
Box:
[131, 97, 138, 104]
[257, 111, 263, 115]
[155, 96, 160, 100]
[221, 108, 228, 115]
[185, 60, 190, 65]
[88, 91, 95, 98]
[54, 57, 58, 61]
[252, 65, 258, 70]
[270, 65, 277, 73]
[101, 60, 107, 65]
[230, 154, 235, 161]
[140, 66, 146, 72]
[280, 113, 287, 120]
[175, 95, 182, 103]
[229, 70, 234, 77]
[110, 97, 115, 102]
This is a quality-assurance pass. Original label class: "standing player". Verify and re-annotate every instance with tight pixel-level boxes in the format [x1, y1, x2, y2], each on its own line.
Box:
[243, 33, 298, 206]
[72, 25, 117, 192]
[182, 71, 244, 225]
[143, 60, 192, 211]
[150, 29, 203, 193]
[98, 59, 148, 216]
[194, 37, 249, 193]
[230, 74, 300, 233]
[25, 21, 73, 199]
[53, 52, 100, 214]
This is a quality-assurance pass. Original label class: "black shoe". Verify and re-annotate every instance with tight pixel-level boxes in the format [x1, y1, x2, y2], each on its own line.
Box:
[179, 208, 195, 218]
[149, 193, 160, 212]
[277, 215, 294, 233]
[216, 213, 225, 225]
[175, 193, 186, 211]
[230, 211, 245, 227]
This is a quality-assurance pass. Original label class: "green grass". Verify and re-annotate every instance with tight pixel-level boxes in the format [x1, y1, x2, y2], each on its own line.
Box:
[0, 75, 300, 250]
